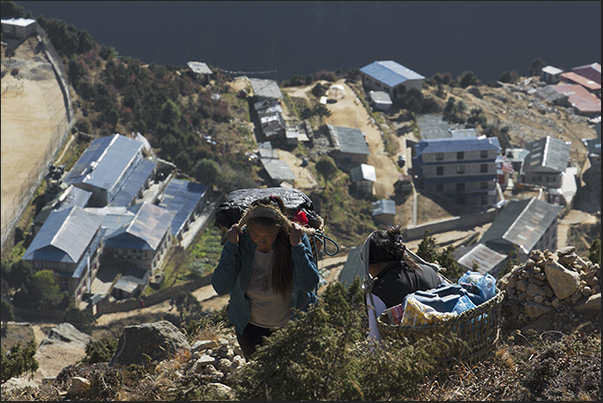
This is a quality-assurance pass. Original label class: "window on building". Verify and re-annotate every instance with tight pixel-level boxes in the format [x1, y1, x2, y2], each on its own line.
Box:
[456, 183, 465, 192]
[481, 181, 488, 189]
[436, 152, 444, 161]
[375, 82, 381, 88]
[436, 166, 444, 176]
[436, 184, 444, 191]
[481, 150, 488, 158]
[482, 195, 489, 205]
[457, 165, 465, 174]
[457, 197, 466, 205]
[481, 164, 488, 173]
[457, 151, 464, 160]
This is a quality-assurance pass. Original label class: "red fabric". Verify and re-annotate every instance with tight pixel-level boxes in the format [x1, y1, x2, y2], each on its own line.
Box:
[293, 210, 309, 226]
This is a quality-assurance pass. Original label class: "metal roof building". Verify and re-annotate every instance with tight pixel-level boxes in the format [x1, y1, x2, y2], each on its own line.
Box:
[104, 201, 174, 251]
[109, 159, 157, 207]
[63, 134, 146, 206]
[360, 60, 425, 87]
[22, 206, 104, 264]
[33, 185, 93, 234]
[350, 164, 377, 182]
[249, 78, 283, 99]
[479, 197, 563, 256]
[156, 178, 209, 238]
[414, 136, 501, 156]
[454, 243, 507, 277]
[523, 136, 570, 175]
[338, 246, 363, 288]
[260, 158, 297, 185]
[327, 125, 370, 156]
[416, 114, 450, 139]
[187, 61, 212, 75]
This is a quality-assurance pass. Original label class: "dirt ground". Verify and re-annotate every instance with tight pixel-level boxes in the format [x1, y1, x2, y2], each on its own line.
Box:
[1, 36, 67, 240]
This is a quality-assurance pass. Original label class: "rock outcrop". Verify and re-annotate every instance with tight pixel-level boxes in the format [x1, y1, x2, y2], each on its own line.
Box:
[498, 246, 601, 331]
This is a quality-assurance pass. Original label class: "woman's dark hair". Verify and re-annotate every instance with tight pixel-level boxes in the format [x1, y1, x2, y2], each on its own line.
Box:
[246, 195, 293, 300]
[368, 226, 421, 273]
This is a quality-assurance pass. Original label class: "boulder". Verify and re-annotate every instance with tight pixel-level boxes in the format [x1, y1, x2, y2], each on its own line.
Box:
[544, 258, 580, 300]
[108, 321, 191, 367]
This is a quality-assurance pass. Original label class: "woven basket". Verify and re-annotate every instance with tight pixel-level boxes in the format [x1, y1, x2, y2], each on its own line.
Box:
[377, 288, 505, 368]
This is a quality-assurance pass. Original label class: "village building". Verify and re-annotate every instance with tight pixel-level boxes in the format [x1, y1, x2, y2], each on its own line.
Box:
[541, 65, 563, 84]
[21, 206, 105, 305]
[359, 60, 425, 101]
[521, 136, 571, 189]
[350, 163, 377, 195]
[1, 18, 38, 40]
[187, 61, 212, 85]
[325, 124, 370, 166]
[372, 199, 396, 226]
[479, 197, 563, 262]
[412, 135, 501, 207]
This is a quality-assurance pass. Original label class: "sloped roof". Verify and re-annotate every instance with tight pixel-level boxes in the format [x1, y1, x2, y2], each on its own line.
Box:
[360, 60, 425, 87]
[350, 164, 377, 182]
[260, 158, 297, 182]
[104, 202, 174, 251]
[480, 197, 563, 254]
[415, 136, 501, 155]
[33, 185, 92, 226]
[338, 246, 364, 287]
[523, 136, 570, 174]
[187, 61, 212, 75]
[63, 134, 144, 192]
[327, 125, 370, 155]
[572, 62, 601, 85]
[542, 65, 563, 75]
[455, 243, 507, 276]
[22, 206, 104, 263]
[372, 199, 396, 216]
[416, 114, 450, 139]
[249, 77, 282, 99]
[110, 159, 156, 206]
[561, 71, 601, 92]
[157, 178, 208, 236]
[549, 84, 601, 115]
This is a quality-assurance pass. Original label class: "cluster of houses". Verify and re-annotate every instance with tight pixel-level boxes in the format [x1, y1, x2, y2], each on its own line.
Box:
[16, 52, 602, 308]
[21, 133, 210, 307]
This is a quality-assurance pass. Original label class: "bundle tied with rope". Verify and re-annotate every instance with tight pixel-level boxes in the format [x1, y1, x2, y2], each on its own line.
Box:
[214, 187, 339, 262]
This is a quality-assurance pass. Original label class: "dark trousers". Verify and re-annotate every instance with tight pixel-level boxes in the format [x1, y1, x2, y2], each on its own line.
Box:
[235, 322, 274, 361]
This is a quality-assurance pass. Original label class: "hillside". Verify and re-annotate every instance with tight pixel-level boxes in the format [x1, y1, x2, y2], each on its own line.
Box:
[1, 13, 601, 401]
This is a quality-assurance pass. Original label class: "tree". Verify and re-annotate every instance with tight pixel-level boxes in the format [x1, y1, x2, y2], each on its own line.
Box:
[193, 158, 220, 185]
[529, 57, 546, 77]
[459, 71, 480, 88]
[173, 291, 203, 325]
[64, 304, 96, 335]
[1, 299, 15, 325]
[83, 337, 118, 364]
[28, 270, 64, 309]
[416, 230, 438, 265]
[315, 155, 338, 187]
[498, 70, 519, 84]
[1, 339, 39, 384]
[499, 245, 520, 278]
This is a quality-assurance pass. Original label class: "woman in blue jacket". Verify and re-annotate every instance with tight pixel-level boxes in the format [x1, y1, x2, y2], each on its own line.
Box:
[211, 195, 319, 361]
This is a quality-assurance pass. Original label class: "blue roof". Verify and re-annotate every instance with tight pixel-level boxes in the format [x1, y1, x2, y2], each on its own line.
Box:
[372, 199, 396, 216]
[328, 125, 370, 155]
[110, 159, 157, 206]
[72, 228, 106, 279]
[104, 202, 174, 250]
[63, 134, 144, 193]
[360, 60, 425, 87]
[156, 178, 208, 236]
[22, 206, 104, 263]
[415, 136, 501, 155]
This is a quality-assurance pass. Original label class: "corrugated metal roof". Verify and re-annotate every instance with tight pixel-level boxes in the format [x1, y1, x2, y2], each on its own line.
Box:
[338, 246, 364, 287]
[523, 136, 570, 174]
[480, 197, 563, 253]
[110, 159, 156, 206]
[63, 134, 144, 193]
[455, 243, 507, 275]
[257, 141, 278, 159]
[416, 114, 450, 139]
[260, 158, 297, 182]
[561, 71, 601, 91]
[360, 60, 424, 87]
[415, 136, 501, 155]
[22, 206, 104, 263]
[187, 61, 212, 75]
[542, 65, 563, 75]
[72, 228, 106, 279]
[249, 78, 282, 99]
[33, 185, 92, 225]
[104, 202, 173, 251]
[372, 199, 396, 216]
[157, 178, 208, 236]
[350, 164, 377, 182]
[450, 128, 479, 138]
[550, 84, 601, 114]
[327, 125, 370, 155]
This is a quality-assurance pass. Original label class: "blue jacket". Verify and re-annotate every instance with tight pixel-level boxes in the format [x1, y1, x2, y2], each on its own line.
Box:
[211, 228, 319, 334]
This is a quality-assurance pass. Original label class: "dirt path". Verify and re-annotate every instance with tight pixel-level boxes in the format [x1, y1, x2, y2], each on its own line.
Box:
[1, 36, 67, 240]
